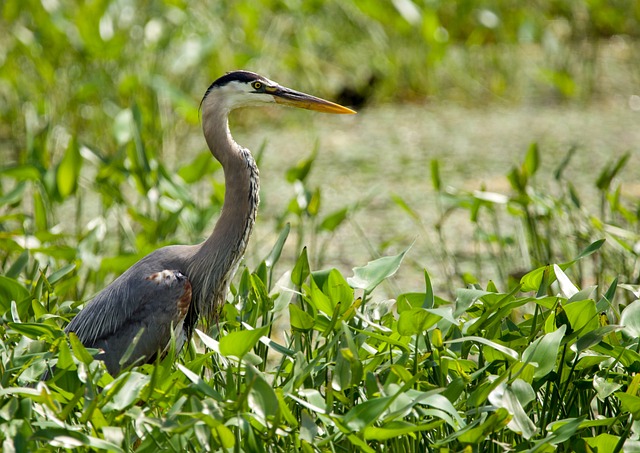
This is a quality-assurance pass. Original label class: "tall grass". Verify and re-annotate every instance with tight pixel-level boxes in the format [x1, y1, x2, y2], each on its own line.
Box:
[1, 137, 640, 450]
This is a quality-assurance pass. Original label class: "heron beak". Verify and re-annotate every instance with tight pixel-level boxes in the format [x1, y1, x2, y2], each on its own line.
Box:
[272, 86, 356, 114]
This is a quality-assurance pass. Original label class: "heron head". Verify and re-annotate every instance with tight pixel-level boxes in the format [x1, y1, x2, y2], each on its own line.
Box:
[201, 70, 356, 115]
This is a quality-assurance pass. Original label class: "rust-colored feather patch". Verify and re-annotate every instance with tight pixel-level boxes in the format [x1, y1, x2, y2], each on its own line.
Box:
[178, 280, 192, 319]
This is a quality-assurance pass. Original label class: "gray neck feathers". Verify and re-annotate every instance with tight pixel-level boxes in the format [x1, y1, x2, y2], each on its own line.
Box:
[189, 95, 260, 325]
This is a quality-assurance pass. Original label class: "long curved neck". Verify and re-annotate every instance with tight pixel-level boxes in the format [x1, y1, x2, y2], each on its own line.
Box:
[188, 99, 260, 326]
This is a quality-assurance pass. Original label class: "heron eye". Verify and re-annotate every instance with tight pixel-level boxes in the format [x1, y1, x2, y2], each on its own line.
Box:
[252, 81, 263, 91]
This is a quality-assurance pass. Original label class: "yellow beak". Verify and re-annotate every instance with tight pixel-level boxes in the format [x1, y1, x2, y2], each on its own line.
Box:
[272, 86, 356, 114]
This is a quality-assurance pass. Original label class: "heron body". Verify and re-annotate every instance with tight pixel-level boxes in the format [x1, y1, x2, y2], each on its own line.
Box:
[64, 71, 354, 375]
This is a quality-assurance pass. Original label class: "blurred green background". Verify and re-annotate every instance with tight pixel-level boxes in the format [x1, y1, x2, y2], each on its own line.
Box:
[1, 0, 639, 294]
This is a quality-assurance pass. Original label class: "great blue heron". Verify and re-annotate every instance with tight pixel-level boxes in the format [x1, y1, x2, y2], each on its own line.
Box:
[63, 71, 355, 375]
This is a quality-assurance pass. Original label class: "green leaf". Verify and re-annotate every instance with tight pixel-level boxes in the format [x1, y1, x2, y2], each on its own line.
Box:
[522, 325, 566, 378]
[8, 322, 61, 340]
[454, 288, 489, 317]
[291, 247, 310, 286]
[397, 308, 441, 336]
[307, 277, 333, 316]
[103, 372, 150, 412]
[489, 383, 537, 439]
[343, 396, 392, 431]
[520, 240, 605, 292]
[564, 299, 598, 334]
[265, 223, 290, 268]
[219, 326, 269, 358]
[430, 159, 441, 191]
[48, 263, 76, 285]
[364, 420, 444, 441]
[289, 304, 315, 331]
[585, 433, 622, 453]
[522, 142, 539, 178]
[285, 148, 316, 183]
[31, 428, 124, 452]
[247, 364, 279, 421]
[68, 332, 97, 364]
[596, 152, 630, 191]
[323, 269, 353, 314]
[319, 207, 349, 232]
[423, 270, 434, 309]
[617, 392, 640, 420]
[5, 251, 28, 279]
[0, 181, 27, 205]
[621, 299, 640, 338]
[177, 151, 222, 183]
[446, 336, 519, 361]
[0, 165, 41, 180]
[576, 325, 621, 353]
[347, 248, 409, 293]
[0, 276, 30, 315]
[56, 137, 83, 198]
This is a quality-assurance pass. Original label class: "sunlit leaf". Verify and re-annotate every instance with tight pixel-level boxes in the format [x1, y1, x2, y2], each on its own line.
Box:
[522, 325, 565, 378]
[621, 299, 640, 338]
[289, 304, 315, 331]
[219, 326, 269, 358]
[348, 248, 409, 293]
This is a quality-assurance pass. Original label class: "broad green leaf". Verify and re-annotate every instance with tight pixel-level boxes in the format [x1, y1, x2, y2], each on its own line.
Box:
[247, 364, 279, 421]
[522, 325, 566, 378]
[343, 396, 392, 431]
[0, 276, 30, 315]
[289, 304, 314, 331]
[594, 375, 622, 401]
[489, 383, 537, 439]
[323, 269, 353, 314]
[576, 325, 621, 353]
[347, 248, 409, 293]
[616, 392, 640, 419]
[545, 416, 586, 445]
[397, 308, 441, 336]
[621, 299, 640, 338]
[219, 326, 269, 358]
[306, 277, 333, 316]
[564, 299, 597, 334]
[103, 372, 150, 412]
[585, 433, 621, 453]
[396, 292, 427, 312]
[454, 288, 489, 317]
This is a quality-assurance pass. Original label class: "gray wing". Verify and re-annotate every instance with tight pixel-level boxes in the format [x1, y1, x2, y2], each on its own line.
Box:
[66, 265, 192, 375]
